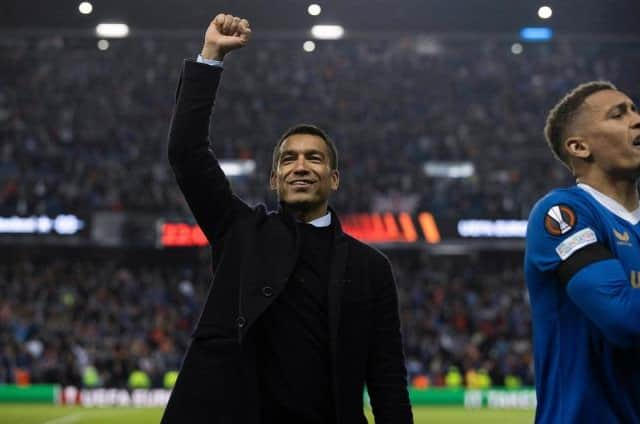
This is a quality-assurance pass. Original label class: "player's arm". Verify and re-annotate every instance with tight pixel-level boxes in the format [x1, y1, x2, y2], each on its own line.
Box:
[167, 14, 252, 243]
[528, 195, 640, 348]
[560, 246, 640, 348]
[365, 254, 413, 424]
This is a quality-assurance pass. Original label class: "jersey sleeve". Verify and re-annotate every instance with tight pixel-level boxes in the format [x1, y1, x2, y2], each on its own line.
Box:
[526, 191, 606, 274]
[527, 190, 640, 347]
[566, 258, 640, 347]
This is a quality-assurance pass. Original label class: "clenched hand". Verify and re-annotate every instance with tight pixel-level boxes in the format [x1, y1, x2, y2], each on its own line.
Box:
[200, 13, 251, 61]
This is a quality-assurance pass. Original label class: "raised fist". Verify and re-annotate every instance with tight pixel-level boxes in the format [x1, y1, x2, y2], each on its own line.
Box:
[201, 14, 251, 60]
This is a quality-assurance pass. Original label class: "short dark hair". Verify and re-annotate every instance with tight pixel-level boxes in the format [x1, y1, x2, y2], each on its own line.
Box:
[544, 81, 617, 168]
[271, 124, 339, 173]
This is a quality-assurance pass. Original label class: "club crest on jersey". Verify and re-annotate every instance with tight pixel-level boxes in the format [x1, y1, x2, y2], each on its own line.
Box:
[544, 204, 576, 235]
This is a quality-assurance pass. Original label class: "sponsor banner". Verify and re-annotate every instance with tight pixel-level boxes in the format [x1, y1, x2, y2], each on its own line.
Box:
[55, 386, 534, 409]
[158, 214, 533, 248]
[463, 389, 536, 409]
[0, 213, 529, 248]
[457, 219, 528, 238]
[60, 387, 171, 407]
[0, 215, 85, 235]
[159, 212, 442, 248]
[159, 222, 208, 247]
[408, 388, 535, 408]
[0, 384, 58, 404]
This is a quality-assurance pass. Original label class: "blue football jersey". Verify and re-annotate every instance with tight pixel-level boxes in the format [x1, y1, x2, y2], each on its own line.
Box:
[525, 183, 640, 423]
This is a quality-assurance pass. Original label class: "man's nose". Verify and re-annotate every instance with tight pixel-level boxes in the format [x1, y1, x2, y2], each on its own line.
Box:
[293, 157, 309, 172]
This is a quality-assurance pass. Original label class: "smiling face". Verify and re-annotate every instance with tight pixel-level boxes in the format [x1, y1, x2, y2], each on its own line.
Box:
[566, 89, 640, 178]
[270, 133, 339, 220]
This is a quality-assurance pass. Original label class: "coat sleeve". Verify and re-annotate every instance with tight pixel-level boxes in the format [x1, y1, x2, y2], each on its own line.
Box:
[366, 254, 414, 424]
[167, 60, 251, 244]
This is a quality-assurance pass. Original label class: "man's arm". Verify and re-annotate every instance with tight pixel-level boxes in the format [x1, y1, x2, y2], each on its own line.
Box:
[366, 255, 413, 424]
[527, 193, 640, 348]
[167, 14, 252, 244]
[559, 246, 640, 348]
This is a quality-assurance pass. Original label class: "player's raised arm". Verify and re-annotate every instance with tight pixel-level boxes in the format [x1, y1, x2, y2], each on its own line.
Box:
[167, 14, 252, 244]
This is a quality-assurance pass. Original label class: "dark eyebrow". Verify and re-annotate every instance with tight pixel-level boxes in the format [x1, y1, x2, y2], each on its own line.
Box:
[606, 102, 627, 116]
[305, 150, 325, 157]
[280, 149, 325, 157]
[278, 149, 327, 164]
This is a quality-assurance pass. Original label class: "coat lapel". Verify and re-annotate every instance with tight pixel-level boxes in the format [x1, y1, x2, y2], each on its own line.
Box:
[238, 207, 300, 341]
[327, 209, 349, 359]
[327, 209, 349, 421]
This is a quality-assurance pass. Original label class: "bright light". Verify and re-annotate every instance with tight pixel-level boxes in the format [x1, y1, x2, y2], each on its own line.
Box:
[458, 220, 528, 238]
[0, 215, 84, 235]
[423, 161, 475, 178]
[520, 27, 553, 41]
[78, 1, 93, 15]
[95, 23, 130, 38]
[220, 159, 256, 177]
[511, 43, 523, 54]
[97, 39, 109, 50]
[308, 4, 322, 16]
[538, 6, 553, 19]
[311, 25, 344, 40]
[303, 41, 316, 52]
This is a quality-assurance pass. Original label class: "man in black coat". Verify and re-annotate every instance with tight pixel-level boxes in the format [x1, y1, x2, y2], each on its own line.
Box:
[161, 13, 413, 424]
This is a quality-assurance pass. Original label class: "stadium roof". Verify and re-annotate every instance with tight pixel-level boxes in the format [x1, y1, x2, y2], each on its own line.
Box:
[2, 0, 640, 36]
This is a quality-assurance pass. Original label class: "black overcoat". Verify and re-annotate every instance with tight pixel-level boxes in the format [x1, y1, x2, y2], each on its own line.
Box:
[161, 60, 413, 424]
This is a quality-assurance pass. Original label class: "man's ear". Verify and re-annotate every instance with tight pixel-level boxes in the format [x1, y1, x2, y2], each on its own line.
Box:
[269, 171, 277, 191]
[330, 169, 340, 191]
[565, 136, 591, 160]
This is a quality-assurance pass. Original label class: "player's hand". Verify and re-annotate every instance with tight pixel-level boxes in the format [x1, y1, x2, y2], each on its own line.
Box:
[201, 14, 251, 61]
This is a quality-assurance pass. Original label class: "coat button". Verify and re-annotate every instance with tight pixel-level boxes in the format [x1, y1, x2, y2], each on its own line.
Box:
[261, 286, 274, 297]
[236, 316, 246, 328]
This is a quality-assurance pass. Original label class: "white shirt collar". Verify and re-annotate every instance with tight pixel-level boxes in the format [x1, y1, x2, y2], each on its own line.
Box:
[306, 212, 332, 227]
[577, 183, 640, 225]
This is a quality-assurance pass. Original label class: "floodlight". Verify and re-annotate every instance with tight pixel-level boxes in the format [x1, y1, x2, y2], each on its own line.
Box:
[97, 39, 109, 50]
[303, 41, 316, 52]
[96, 23, 130, 38]
[538, 6, 553, 19]
[311, 25, 344, 40]
[308, 4, 322, 16]
[78, 2, 93, 15]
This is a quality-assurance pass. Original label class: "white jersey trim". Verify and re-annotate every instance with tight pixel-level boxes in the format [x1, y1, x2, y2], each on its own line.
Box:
[577, 183, 640, 225]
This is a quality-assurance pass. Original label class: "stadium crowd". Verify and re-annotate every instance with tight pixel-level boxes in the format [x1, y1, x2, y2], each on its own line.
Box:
[0, 251, 531, 389]
[2, 33, 638, 391]
[0, 252, 206, 388]
[2, 36, 639, 221]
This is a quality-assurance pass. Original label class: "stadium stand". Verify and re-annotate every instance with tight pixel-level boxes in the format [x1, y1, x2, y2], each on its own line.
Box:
[2, 35, 638, 390]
